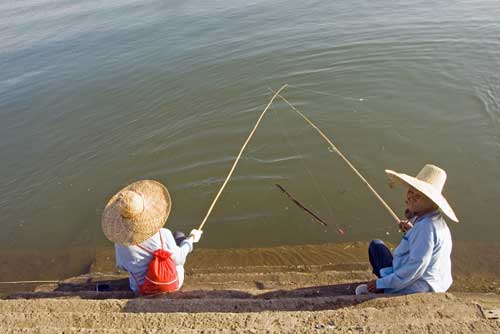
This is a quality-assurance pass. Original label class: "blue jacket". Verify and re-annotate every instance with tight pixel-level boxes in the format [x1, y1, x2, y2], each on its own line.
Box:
[376, 211, 453, 294]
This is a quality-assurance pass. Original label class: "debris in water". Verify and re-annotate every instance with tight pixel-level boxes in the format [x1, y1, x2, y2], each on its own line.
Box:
[275, 184, 328, 227]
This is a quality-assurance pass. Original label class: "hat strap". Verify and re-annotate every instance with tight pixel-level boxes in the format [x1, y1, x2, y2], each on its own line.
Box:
[159, 230, 165, 250]
[136, 244, 153, 254]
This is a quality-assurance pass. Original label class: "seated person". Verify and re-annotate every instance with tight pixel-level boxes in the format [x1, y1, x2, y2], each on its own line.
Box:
[358, 164, 458, 295]
[101, 180, 202, 294]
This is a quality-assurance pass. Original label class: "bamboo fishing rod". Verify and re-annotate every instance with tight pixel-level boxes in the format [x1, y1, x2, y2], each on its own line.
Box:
[197, 84, 289, 231]
[271, 89, 400, 224]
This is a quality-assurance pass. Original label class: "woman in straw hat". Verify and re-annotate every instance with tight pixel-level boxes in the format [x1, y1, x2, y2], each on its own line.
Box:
[101, 180, 203, 293]
[356, 164, 458, 295]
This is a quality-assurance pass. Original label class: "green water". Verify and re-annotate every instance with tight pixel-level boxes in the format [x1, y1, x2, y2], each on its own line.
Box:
[0, 1, 499, 279]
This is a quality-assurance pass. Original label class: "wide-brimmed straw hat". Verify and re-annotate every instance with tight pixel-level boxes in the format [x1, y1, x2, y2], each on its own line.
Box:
[101, 180, 171, 245]
[385, 164, 458, 222]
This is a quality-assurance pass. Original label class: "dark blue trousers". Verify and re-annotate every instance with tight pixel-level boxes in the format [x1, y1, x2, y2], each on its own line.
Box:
[369, 239, 393, 278]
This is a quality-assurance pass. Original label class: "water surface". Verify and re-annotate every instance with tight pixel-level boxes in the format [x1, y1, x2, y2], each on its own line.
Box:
[1, 0, 499, 279]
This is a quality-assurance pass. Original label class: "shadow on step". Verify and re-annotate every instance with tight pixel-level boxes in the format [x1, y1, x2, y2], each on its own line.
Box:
[120, 282, 375, 313]
[122, 284, 376, 313]
[257, 282, 357, 299]
[6, 277, 135, 300]
[7, 278, 378, 314]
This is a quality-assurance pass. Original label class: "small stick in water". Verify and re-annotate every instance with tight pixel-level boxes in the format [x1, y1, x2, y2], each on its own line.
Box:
[275, 184, 328, 227]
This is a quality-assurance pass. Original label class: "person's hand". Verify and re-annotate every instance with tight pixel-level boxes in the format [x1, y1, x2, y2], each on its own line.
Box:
[399, 220, 413, 233]
[367, 280, 383, 293]
[189, 229, 203, 243]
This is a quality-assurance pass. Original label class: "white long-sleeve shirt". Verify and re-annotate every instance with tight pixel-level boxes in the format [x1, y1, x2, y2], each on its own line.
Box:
[376, 211, 453, 294]
[115, 228, 193, 292]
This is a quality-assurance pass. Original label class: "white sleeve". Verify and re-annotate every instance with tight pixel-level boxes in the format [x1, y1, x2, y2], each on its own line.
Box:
[160, 229, 193, 266]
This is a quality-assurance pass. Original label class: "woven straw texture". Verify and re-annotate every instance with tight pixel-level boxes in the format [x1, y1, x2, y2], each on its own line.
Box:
[385, 164, 458, 222]
[101, 180, 171, 245]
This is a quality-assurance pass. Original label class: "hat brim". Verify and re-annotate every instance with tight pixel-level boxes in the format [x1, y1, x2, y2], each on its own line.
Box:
[101, 180, 171, 245]
[385, 170, 458, 222]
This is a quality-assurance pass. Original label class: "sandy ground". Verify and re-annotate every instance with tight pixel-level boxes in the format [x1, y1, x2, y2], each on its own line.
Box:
[2, 293, 500, 333]
[1, 241, 499, 333]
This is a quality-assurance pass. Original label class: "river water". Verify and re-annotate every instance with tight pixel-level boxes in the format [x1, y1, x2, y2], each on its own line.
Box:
[1, 0, 499, 279]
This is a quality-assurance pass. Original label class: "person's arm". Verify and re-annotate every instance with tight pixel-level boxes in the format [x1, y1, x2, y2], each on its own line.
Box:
[376, 224, 434, 291]
[114, 244, 126, 271]
[161, 229, 193, 266]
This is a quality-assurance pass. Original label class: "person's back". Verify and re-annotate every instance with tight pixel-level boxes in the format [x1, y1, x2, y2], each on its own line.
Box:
[115, 228, 193, 292]
[101, 180, 203, 294]
[419, 214, 452, 292]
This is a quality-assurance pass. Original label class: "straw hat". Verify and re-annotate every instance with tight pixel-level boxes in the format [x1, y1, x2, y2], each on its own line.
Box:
[101, 180, 171, 245]
[385, 164, 458, 222]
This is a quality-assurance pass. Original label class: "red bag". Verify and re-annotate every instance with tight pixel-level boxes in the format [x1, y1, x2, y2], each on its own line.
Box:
[132, 232, 179, 295]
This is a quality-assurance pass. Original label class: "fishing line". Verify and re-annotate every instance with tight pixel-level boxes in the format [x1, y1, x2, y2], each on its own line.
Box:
[287, 84, 368, 102]
[0, 274, 130, 285]
[270, 88, 400, 224]
[0, 280, 60, 284]
[271, 104, 338, 229]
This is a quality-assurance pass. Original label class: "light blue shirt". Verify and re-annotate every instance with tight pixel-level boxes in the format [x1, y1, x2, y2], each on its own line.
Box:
[115, 228, 193, 292]
[376, 211, 453, 294]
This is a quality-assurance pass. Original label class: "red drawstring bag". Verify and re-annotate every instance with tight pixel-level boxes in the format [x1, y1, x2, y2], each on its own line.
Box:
[131, 232, 179, 295]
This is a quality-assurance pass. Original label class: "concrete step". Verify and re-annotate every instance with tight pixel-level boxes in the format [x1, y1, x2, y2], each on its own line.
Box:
[0, 294, 499, 334]
[0, 295, 374, 314]
[5, 268, 373, 300]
